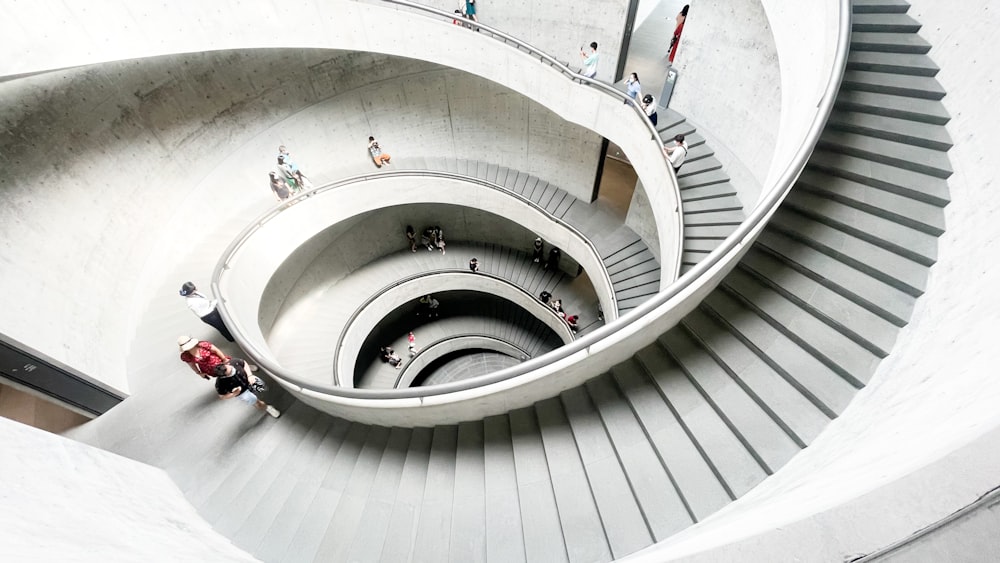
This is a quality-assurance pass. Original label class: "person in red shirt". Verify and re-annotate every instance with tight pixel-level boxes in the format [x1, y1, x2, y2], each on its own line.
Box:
[178, 335, 230, 379]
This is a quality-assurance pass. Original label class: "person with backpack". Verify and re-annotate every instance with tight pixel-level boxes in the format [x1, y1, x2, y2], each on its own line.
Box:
[213, 359, 280, 418]
[663, 134, 689, 173]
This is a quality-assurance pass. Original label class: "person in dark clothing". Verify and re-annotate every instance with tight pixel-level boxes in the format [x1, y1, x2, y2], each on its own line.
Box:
[539, 290, 552, 305]
[532, 237, 544, 263]
[544, 247, 561, 271]
[213, 359, 280, 417]
[469, 257, 480, 273]
[405, 225, 418, 252]
[179, 281, 234, 342]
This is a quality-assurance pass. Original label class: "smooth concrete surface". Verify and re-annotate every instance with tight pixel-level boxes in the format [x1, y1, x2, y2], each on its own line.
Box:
[621, 2, 1000, 560]
[666, 0, 781, 205]
[0, 417, 255, 562]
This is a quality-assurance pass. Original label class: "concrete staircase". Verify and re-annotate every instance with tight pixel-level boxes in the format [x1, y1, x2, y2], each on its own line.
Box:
[654, 109, 748, 275]
[67, 2, 952, 561]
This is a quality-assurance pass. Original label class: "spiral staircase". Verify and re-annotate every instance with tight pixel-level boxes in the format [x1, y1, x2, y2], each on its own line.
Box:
[48, 0, 959, 561]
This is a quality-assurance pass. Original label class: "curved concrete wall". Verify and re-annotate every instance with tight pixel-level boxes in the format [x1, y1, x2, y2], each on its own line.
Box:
[622, 1, 1000, 559]
[0, 49, 607, 393]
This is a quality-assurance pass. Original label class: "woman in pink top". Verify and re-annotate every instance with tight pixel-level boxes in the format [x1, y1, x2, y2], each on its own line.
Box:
[178, 336, 230, 379]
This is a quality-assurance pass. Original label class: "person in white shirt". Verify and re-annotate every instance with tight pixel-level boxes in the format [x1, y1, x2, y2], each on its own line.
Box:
[580, 42, 599, 79]
[663, 134, 689, 173]
[641, 94, 658, 126]
[179, 281, 234, 342]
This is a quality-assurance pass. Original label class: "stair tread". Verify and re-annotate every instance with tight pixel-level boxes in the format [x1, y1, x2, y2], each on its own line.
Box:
[850, 31, 931, 54]
[807, 148, 950, 206]
[819, 129, 952, 179]
[835, 89, 950, 124]
[846, 50, 939, 76]
[842, 69, 946, 99]
[795, 168, 945, 235]
[827, 108, 952, 150]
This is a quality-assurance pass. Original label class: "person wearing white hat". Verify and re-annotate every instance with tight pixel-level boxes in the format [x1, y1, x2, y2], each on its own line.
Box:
[177, 336, 230, 380]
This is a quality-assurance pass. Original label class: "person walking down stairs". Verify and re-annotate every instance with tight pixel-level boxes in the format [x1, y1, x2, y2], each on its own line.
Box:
[213, 359, 280, 418]
[179, 281, 234, 342]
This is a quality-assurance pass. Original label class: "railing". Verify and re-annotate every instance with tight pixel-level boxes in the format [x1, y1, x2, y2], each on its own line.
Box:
[395, 335, 532, 389]
[213, 0, 851, 404]
[332, 269, 577, 387]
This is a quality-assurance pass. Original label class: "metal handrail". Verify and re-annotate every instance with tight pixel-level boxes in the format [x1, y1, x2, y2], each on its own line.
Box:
[394, 334, 531, 389]
[212, 0, 852, 402]
[332, 268, 577, 387]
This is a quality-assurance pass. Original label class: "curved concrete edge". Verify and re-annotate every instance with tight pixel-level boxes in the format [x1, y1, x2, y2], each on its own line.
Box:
[1, 0, 682, 279]
[335, 271, 574, 386]
[216, 175, 598, 373]
[396, 336, 528, 389]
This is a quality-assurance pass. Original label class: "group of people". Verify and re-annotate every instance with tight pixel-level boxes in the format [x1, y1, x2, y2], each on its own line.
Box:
[452, 0, 479, 29]
[177, 281, 281, 418]
[539, 290, 580, 332]
[533, 238, 562, 272]
[406, 225, 446, 254]
[269, 145, 312, 202]
[379, 331, 421, 369]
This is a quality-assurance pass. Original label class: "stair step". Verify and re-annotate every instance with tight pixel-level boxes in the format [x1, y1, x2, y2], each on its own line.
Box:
[562, 387, 653, 557]
[795, 168, 945, 236]
[677, 156, 724, 178]
[846, 50, 939, 77]
[680, 308, 832, 444]
[635, 344, 768, 497]
[700, 289, 859, 415]
[312, 426, 394, 561]
[737, 249, 900, 356]
[509, 408, 570, 563]
[682, 194, 743, 214]
[682, 209, 744, 227]
[536, 397, 614, 562]
[850, 31, 931, 54]
[768, 209, 928, 297]
[377, 427, 435, 562]
[783, 189, 938, 266]
[280, 423, 370, 562]
[449, 422, 488, 562]
[826, 109, 953, 151]
[852, 12, 921, 33]
[677, 169, 730, 190]
[807, 148, 950, 206]
[841, 69, 946, 100]
[835, 89, 950, 125]
[411, 425, 459, 561]
[586, 375, 694, 539]
[483, 416, 528, 562]
[254, 418, 353, 562]
[818, 129, 952, 179]
[684, 224, 738, 240]
[852, 0, 910, 14]
[720, 268, 881, 385]
[660, 328, 802, 471]
[680, 182, 738, 203]
[753, 228, 915, 327]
